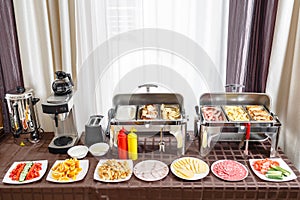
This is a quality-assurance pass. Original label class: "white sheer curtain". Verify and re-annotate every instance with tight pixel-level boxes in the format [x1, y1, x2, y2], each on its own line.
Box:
[75, 0, 229, 132]
[13, 0, 229, 133]
[266, 0, 300, 169]
[13, 0, 76, 131]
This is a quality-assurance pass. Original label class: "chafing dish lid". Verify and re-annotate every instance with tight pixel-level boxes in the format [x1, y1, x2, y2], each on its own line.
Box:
[113, 93, 184, 108]
[199, 92, 271, 110]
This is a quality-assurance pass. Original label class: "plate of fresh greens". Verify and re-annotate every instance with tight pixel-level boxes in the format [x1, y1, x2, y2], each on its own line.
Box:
[249, 158, 297, 182]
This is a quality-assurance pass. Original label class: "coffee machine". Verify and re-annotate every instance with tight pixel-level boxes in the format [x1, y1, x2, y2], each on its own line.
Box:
[42, 71, 79, 153]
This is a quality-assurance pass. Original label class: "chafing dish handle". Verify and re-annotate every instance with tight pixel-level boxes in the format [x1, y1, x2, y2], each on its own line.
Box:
[138, 84, 158, 92]
[271, 113, 282, 126]
[105, 108, 115, 136]
[225, 84, 245, 92]
[194, 106, 200, 137]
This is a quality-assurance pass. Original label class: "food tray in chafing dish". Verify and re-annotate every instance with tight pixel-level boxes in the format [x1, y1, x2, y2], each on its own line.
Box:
[160, 104, 181, 120]
[121, 104, 182, 121]
[115, 105, 137, 120]
[200, 105, 276, 124]
[114, 104, 182, 122]
[112, 93, 184, 122]
[222, 105, 250, 122]
[138, 104, 160, 120]
[201, 106, 226, 122]
[245, 105, 274, 121]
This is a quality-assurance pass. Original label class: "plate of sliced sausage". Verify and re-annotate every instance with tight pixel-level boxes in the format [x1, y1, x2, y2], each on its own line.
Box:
[211, 160, 248, 181]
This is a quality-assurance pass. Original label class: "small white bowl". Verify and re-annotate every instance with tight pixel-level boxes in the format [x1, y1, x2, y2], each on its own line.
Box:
[67, 145, 89, 159]
[89, 143, 109, 157]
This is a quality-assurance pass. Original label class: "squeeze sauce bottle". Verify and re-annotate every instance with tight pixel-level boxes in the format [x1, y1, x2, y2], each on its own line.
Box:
[127, 127, 138, 160]
[117, 127, 128, 159]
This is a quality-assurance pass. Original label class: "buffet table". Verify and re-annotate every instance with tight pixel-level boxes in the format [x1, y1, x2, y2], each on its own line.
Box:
[0, 132, 299, 200]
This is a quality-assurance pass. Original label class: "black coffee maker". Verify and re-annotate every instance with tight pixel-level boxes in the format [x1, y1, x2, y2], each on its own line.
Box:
[52, 71, 74, 96]
[42, 71, 78, 153]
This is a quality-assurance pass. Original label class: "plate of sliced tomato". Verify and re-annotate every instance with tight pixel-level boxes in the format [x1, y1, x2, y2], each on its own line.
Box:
[2, 160, 48, 184]
[249, 158, 297, 182]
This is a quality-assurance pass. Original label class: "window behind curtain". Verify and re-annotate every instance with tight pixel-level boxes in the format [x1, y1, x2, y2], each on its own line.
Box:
[75, 0, 229, 131]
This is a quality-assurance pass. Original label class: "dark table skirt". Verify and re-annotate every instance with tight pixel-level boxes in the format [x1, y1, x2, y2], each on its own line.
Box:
[0, 132, 299, 200]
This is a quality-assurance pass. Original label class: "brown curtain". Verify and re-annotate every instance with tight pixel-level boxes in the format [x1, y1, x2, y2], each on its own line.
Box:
[0, 0, 24, 135]
[226, 0, 278, 92]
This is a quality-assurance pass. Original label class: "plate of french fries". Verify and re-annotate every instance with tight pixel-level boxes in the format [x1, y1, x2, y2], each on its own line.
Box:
[170, 157, 209, 180]
[46, 158, 89, 183]
[94, 159, 133, 182]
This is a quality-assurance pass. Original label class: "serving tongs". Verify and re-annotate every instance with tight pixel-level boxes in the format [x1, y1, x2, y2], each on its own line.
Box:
[243, 123, 251, 156]
[159, 128, 165, 152]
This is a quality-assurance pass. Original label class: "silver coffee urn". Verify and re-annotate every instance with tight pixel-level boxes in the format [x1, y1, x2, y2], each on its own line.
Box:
[5, 86, 41, 143]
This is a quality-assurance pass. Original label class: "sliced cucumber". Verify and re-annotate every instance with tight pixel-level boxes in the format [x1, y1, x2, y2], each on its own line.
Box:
[19, 162, 33, 182]
[265, 174, 283, 180]
[270, 165, 291, 177]
[266, 170, 282, 176]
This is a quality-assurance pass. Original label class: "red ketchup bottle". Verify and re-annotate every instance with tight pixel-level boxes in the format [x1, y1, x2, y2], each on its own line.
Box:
[117, 127, 128, 159]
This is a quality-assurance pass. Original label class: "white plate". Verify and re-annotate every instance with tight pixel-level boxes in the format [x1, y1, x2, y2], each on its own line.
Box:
[249, 158, 297, 182]
[2, 160, 48, 184]
[94, 159, 133, 183]
[170, 157, 209, 181]
[134, 160, 169, 182]
[211, 160, 248, 181]
[46, 159, 89, 183]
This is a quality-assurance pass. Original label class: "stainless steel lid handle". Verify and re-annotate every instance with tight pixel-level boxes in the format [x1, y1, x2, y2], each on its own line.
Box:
[138, 84, 158, 92]
[225, 84, 245, 92]
[105, 109, 115, 136]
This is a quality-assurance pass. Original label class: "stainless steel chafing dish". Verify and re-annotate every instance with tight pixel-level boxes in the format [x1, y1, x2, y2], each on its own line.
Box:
[108, 93, 187, 155]
[194, 93, 281, 157]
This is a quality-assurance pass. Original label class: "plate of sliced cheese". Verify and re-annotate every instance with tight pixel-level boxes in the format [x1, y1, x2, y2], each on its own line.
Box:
[171, 157, 209, 180]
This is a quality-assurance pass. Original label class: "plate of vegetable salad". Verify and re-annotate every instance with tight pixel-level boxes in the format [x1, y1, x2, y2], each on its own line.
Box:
[2, 160, 48, 184]
[249, 158, 297, 182]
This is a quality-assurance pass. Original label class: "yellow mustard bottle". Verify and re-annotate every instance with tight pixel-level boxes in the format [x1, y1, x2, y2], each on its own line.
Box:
[127, 127, 138, 160]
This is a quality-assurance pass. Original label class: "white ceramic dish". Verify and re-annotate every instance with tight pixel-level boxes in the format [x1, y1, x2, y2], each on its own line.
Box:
[249, 158, 297, 182]
[134, 160, 169, 182]
[2, 160, 48, 184]
[94, 159, 133, 182]
[67, 145, 89, 159]
[46, 159, 89, 183]
[211, 160, 248, 181]
[170, 157, 209, 181]
[89, 143, 109, 157]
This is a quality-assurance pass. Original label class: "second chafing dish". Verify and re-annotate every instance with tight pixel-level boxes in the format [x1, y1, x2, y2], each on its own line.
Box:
[195, 93, 281, 158]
